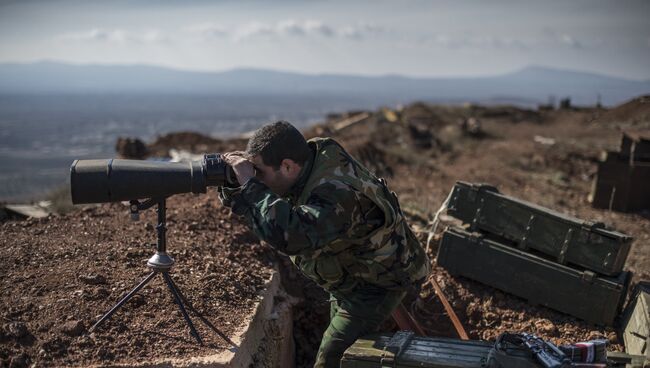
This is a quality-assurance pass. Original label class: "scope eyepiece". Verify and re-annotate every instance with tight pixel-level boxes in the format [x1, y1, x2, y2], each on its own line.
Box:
[203, 154, 238, 188]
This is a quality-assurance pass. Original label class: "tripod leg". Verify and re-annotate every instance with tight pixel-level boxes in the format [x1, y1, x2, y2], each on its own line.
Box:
[162, 272, 203, 345]
[90, 271, 157, 331]
[166, 274, 239, 349]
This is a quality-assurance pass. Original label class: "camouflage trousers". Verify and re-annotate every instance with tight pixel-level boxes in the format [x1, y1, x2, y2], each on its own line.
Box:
[313, 286, 406, 368]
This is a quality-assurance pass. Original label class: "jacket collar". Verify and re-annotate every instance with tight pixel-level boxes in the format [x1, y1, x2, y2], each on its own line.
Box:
[286, 145, 315, 201]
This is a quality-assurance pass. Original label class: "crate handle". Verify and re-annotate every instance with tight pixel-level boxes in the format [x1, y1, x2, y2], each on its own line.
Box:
[581, 270, 596, 283]
[380, 330, 415, 367]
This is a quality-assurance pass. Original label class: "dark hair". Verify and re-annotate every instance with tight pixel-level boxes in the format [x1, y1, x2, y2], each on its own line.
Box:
[246, 121, 310, 169]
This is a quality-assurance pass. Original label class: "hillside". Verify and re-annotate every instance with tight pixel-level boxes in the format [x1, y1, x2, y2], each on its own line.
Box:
[1, 62, 649, 106]
[1, 96, 649, 367]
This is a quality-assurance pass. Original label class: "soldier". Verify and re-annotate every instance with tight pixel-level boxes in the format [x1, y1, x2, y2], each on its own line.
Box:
[221, 121, 430, 368]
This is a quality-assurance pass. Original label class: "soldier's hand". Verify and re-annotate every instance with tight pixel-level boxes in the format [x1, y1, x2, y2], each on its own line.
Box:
[223, 152, 255, 186]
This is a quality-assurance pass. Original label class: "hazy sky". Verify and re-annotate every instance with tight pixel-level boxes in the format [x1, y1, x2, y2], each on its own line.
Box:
[1, 0, 649, 79]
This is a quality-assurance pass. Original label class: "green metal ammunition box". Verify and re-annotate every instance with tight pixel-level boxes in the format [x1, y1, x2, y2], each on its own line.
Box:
[437, 227, 631, 326]
[620, 131, 650, 163]
[447, 181, 633, 276]
[340, 331, 492, 368]
[607, 351, 649, 368]
[590, 151, 650, 213]
[622, 282, 650, 359]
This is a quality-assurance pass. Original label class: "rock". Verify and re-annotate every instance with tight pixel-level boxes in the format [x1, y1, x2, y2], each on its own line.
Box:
[61, 320, 85, 337]
[607, 331, 618, 345]
[587, 330, 606, 341]
[91, 287, 110, 300]
[40, 338, 68, 357]
[6, 322, 29, 339]
[9, 352, 29, 368]
[534, 319, 559, 336]
[115, 137, 147, 159]
[36, 323, 50, 333]
[466, 302, 482, 323]
[130, 294, 146, 307]
[94, 346, 115, 360]
[483, 311, 500, 325]
[79, 274, 107, 285]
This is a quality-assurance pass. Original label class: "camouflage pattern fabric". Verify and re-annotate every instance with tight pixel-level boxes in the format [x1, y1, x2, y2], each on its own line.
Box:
[314, 286, 407, 368]
[221, 137, 430, 367]
[220, 137, 430, 294]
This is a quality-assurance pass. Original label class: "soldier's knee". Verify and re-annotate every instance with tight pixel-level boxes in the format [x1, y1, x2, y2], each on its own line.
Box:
[314, 332, 349, 368]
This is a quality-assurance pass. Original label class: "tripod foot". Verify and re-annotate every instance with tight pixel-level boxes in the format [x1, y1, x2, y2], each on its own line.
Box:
[163, 272, 203, 345]
[166, 274, 239, 350]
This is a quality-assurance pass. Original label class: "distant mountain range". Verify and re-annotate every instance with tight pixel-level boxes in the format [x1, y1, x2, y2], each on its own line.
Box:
[1, 61, 648, 106]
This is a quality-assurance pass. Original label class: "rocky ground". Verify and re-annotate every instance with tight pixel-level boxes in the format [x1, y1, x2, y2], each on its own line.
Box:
[0, 195, 276, 367]
[2, 96, 649, 367]
[296, 96, 650, 363]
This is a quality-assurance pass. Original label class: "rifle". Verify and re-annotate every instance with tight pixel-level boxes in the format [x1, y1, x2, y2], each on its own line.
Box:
[520, 333, 572, 368]
[496, 333, 571, 368]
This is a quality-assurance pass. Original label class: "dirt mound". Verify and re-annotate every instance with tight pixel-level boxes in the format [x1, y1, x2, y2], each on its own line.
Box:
[401, 102, 448, 128]
[147, 132, 247, 157]
[0, 192, 275, 367]
[595, 95, 650, 126]
[470, 104, 542, 124]
[307, 107, 464, 179]
[412, 267, 620, 348]
[115, 137, 148, 159]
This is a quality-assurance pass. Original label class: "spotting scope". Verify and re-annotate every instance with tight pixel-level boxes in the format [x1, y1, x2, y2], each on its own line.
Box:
[70, 154, 238, 204]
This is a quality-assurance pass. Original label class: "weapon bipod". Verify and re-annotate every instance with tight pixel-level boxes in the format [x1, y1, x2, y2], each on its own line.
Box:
[89, 197, 237, 349]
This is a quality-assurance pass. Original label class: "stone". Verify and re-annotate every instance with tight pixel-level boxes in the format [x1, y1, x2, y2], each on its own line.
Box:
[6, 322, 29, 339]
[79, 274, 107, 285]
[115, 137, 147, 159]
[534, 319, 559, 336]
[587, 330, 606, 341]
[9, 352, 29, 368]
[61, 320, 85, 337]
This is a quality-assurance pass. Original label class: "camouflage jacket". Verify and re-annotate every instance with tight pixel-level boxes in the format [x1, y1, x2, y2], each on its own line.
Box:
[220, 138, 430, 294]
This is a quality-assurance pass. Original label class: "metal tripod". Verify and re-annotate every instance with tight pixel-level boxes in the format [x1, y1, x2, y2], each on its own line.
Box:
[89, 198, 237, 349]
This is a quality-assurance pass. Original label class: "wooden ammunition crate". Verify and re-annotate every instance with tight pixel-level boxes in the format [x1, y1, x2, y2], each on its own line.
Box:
[437, 227, 631, 326]
[447, 181, 633, 276]
[622, 282, 650, 359]
[340, 331, 492, 368]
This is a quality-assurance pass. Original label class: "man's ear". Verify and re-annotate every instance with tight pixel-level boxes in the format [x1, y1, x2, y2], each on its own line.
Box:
[281, 158, 302, 177]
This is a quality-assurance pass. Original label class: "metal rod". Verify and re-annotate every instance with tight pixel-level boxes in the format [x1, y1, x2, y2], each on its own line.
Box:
[163, 272, 202, 345]
[157, 198, 167, 253]
[90, 271, 157, 331]
[167, 274, 239, 349]
[429, 278, 469, 340]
